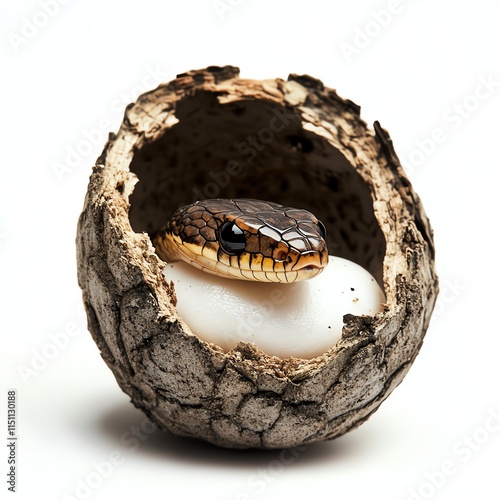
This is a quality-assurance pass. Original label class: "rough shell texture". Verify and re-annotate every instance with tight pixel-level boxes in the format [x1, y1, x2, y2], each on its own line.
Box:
[76, 65, 438, 449]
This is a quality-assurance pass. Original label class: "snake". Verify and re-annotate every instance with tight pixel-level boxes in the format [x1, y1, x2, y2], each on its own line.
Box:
[154, 198, 329, 283]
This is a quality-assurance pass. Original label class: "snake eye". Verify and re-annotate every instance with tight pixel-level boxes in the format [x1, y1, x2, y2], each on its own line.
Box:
[219, 221, 246, 255]
[317, 220, 327, 241]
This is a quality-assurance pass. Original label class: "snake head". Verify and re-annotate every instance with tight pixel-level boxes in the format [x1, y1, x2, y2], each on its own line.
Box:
[155, 198, 329, 283]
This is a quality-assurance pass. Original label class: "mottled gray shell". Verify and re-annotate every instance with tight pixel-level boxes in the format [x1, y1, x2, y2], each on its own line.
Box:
[76, 66, 438, 448]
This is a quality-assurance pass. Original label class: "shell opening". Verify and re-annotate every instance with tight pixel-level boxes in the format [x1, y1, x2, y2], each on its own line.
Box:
[127, 92, 386, 287]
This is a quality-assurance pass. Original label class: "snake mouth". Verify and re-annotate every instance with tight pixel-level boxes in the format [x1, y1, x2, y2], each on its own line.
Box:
[290, 260, 323, 271]
[289, 251, 328, 273]
[292, 263, 325, 275]
[278, 258, 327, 282]
[301, 264, 321, 271]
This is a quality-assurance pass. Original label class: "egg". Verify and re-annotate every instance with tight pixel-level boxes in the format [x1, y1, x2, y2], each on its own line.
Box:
[163, 256, 385, 359]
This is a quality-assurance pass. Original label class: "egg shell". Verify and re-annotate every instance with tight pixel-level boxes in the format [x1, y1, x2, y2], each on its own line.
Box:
[76, 66, 439, 448]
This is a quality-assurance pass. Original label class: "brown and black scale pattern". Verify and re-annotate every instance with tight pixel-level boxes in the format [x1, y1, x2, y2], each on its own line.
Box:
[163, 198, 328, 273]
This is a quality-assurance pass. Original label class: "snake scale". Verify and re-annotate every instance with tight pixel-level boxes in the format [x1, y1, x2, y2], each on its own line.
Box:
[154, 198, 329, 283]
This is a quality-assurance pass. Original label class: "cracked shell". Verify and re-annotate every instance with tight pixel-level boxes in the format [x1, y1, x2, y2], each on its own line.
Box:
[76, 65, 439, 449]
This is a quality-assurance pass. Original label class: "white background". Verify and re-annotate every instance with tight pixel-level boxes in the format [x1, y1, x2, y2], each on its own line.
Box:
[1, 1, 499, 499]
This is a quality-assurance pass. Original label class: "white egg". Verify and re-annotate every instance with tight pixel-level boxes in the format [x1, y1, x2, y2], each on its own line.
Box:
[163, 256, 385, 359]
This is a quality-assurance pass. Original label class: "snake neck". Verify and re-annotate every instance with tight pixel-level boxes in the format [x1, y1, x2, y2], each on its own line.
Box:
[154, 231, 183, 264]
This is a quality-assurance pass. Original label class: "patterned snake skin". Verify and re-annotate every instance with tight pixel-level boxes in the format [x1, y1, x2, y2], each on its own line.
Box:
[154, 199, 329, 283]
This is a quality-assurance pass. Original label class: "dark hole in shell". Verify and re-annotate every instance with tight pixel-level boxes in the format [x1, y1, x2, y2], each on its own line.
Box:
[127, 91, 386, 286]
